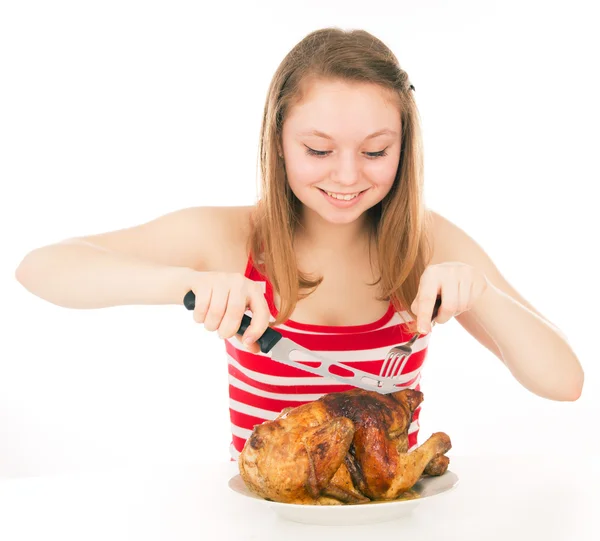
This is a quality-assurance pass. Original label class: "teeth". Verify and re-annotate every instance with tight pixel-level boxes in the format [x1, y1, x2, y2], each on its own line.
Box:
[325, 191, 360, 201]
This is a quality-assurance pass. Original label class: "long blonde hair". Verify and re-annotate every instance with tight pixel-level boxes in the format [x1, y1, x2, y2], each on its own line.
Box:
[249, 27, 433, 331]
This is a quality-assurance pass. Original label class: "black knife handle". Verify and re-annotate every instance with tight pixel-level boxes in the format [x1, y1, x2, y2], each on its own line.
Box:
[432, 295, 442, 321]
[183, 290, 282, 354]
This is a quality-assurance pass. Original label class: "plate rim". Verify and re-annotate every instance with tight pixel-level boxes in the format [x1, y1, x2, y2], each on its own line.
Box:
[228, 470, 459, 509]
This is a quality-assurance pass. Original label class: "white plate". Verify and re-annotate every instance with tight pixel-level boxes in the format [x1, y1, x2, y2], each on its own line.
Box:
[228, 470, 459, 526]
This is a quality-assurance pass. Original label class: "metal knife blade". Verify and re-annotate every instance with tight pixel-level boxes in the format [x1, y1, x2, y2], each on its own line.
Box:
[183, 290, 414, 394]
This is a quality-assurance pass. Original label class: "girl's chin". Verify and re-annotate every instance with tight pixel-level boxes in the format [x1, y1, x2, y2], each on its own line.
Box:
[314, 205, 366, 225]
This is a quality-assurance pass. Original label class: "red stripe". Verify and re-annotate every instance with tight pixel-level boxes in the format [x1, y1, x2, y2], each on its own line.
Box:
[230, 408, 268, 432]
[232, 434, 246, 453]
[412, 406, 421, 423]
[408, 431, 418, 449]
[229, 363, 355, 395]
[230, 384, 320, 413]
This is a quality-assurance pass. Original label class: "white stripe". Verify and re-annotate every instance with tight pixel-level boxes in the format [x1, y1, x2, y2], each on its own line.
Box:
[226, 333, 431, 363]
[231, 424, 253, 440]
[228, 373, 328, 402]
[230, 398, 283, 419]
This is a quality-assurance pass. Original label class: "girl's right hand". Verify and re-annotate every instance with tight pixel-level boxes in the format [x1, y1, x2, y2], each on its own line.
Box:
[185, 272, 271, 354]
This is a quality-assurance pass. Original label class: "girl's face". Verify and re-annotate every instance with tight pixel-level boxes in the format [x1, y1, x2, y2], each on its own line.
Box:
[281, 78, 402, 225]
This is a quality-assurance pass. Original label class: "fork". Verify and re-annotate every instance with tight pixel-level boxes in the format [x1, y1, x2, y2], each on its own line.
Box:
[379, 296, 442, 380]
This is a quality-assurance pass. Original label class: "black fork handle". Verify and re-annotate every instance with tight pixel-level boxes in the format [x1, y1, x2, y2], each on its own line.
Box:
[183, 290, 282, 354]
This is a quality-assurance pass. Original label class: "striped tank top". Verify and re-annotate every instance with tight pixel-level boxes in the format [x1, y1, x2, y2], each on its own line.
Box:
[226, 254, 432, 461]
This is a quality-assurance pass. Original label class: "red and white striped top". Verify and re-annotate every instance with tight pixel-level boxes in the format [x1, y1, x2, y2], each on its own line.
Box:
[226, 254, 432, 461]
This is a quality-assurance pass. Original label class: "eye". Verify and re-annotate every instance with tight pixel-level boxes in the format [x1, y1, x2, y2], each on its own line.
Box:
[304, 146, 389, 159]
[305, 147, 330, 158]
[365, 149, 388, 159]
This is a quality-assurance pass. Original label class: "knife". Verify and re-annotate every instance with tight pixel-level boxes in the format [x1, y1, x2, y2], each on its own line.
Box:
[183, 290, 435, 395]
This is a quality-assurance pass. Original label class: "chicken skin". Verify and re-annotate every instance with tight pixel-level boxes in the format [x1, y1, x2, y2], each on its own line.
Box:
[238, 388, 451, 504]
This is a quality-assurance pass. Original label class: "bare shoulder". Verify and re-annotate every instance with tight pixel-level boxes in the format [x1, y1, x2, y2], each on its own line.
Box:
[204, 205, 256, 272]
[426, 208, 477, 265]
[70, 205, 255, 273]
[426, 207, 505, 275]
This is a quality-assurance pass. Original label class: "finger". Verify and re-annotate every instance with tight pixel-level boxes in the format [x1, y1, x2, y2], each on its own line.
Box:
[203, 287, 229, 332]
[414, 288, 440, 334]
[417, 293, 440, 333]
[434, 281, 458, 325]
[217, 290, 249, 340]
[233, 334, 261, 354]
[242, 287, 271, 346]
[412, 269, 441, 334]
[192, 286, 212, 324]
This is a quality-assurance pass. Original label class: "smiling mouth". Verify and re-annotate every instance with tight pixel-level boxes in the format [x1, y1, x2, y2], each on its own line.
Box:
[318, 188, 368, 201]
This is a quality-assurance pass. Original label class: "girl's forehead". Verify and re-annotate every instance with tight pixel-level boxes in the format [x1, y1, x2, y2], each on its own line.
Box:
[283, 81, 402, 138]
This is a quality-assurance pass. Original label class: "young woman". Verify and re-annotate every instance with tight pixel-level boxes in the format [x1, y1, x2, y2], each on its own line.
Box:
[15, 28, 583, 460]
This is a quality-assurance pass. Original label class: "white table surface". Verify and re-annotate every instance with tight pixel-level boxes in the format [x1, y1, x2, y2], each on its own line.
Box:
[0, 455, 598, 541]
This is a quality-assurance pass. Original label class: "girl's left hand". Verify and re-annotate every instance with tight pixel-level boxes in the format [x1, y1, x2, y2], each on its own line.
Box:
[410, 262, 490, 334]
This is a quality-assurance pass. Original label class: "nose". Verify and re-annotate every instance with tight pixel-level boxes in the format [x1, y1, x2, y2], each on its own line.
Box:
[331, 152, 361, 186]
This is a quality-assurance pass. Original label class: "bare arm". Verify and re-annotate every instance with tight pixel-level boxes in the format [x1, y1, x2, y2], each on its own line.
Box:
[428, 210, 583, 401]
[15, 206, 252, 309]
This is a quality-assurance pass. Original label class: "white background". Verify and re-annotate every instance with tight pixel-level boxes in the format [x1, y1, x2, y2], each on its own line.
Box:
[1, 0, 598, 479]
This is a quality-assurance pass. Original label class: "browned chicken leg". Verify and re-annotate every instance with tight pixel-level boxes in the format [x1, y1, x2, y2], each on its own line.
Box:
[323, 389, 452, 500]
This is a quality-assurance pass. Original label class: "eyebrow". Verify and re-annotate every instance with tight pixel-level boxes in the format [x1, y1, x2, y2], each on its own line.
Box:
[298, 128, 398, 141]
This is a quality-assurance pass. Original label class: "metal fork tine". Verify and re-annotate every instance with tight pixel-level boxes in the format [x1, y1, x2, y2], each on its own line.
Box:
[388, 353, 403, 378]
[392, 352, 410, 379]
[380, 339, 411, 378]
[380, 350, 395, 378]
[384, 352, 399, 378]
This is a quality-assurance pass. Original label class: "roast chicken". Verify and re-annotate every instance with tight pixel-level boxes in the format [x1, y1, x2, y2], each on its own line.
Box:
[238, 388, 452, 505]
